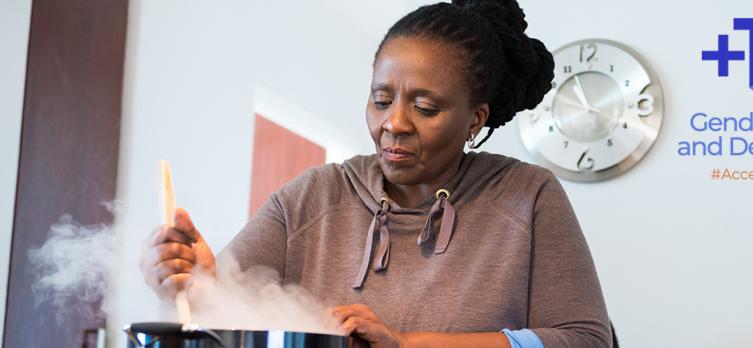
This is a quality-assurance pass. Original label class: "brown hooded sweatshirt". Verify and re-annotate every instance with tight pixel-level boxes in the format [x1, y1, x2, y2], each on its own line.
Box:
[222, 151, 612, 347]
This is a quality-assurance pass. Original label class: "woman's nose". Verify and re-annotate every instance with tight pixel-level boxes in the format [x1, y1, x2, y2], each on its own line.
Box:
[383, 104, 415, 136]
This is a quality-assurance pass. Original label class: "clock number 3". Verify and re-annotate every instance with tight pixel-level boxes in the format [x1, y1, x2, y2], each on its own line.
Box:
[580, 43, 597, 63]
[636, 93, 655, 116]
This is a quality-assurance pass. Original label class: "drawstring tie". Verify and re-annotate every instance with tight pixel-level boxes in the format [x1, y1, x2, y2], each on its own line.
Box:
[417, 189, 456, 254]
[352, 190, 457, 289]
[352, 198, 391, 289]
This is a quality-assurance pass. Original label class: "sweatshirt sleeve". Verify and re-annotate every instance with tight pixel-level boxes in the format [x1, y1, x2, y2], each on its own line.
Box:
[218, 193, 288, 276]
[217, 163, 340, 278]
[527, 171, 612, 348]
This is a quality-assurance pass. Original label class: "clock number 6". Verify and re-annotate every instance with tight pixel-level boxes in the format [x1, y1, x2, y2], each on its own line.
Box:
[577, 148, 595, 171]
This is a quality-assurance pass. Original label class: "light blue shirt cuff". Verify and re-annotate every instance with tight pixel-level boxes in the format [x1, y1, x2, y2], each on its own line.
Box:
[501, 328, 544, 348]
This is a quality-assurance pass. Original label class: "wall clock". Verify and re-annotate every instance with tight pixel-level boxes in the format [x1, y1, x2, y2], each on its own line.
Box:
[518, 39, 664, 182]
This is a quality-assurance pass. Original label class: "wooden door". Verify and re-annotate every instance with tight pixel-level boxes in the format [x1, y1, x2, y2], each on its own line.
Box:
[249, 115, 326, 217]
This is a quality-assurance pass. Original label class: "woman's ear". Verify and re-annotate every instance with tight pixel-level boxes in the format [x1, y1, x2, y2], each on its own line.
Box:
[470, 103, 490, 135]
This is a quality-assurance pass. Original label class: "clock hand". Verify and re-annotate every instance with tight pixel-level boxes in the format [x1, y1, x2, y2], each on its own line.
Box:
[572, 75, 600, 113]
[559, 97, 588, 109]
[571, 76, 589, 109]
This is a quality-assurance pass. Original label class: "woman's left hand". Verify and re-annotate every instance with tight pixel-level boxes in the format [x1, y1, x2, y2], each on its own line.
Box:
[332, 304, 406, 348]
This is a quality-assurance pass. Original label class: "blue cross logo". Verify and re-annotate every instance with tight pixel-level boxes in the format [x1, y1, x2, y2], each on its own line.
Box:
[702, 18, 753, 90]
[702, 35, 744, 76]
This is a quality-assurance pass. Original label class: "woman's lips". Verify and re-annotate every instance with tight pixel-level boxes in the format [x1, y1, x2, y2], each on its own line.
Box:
[382, 147, 415, 163]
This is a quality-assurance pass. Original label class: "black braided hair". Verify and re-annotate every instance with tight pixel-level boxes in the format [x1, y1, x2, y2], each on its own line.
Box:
[374, 0, 554, 148]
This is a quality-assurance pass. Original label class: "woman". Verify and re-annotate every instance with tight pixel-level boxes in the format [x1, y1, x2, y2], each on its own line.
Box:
[141, 0, 612, 347]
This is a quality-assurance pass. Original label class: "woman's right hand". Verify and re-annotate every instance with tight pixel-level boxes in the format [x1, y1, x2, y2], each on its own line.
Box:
[140, 208, 216, 303]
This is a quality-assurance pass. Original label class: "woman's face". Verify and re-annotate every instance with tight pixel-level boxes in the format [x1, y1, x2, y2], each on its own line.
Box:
[366, 36, 489, 186]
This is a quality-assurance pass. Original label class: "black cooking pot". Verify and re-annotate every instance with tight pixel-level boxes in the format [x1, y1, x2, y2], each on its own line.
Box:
[124, 322, 369, 348]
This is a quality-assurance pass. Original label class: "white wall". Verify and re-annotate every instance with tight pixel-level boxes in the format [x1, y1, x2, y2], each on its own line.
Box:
[114, 1, 753, 347]
[0, 0, 32, 343]
[488, 1, 753, 347]
[113, 1, 374, 346]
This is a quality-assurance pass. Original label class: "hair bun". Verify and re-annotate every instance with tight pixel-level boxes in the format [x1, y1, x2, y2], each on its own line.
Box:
[519, 38, 555, 110]
[452, 0, 553, 128]
[451, 0, 527, 33]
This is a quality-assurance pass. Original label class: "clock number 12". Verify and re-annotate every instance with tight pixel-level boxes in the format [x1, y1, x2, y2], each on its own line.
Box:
[580, 43, 597, 63]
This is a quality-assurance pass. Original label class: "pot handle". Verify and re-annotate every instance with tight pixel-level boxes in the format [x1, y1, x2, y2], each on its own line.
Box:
[123, 322, 225, 347]
[83, 328, 106, 348]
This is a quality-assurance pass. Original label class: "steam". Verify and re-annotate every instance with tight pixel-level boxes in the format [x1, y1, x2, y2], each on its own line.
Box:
[28, 211, 343, 335]
[188, 253, 342, 335]
[28, 213, 118, 323]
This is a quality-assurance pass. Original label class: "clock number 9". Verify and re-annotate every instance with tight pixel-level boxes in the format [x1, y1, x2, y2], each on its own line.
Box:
[579, 43, 597, 63]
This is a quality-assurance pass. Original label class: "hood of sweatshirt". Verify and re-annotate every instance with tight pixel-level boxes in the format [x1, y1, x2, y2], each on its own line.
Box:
[341, 151, 519, 288]
[342, 150, 519, 214]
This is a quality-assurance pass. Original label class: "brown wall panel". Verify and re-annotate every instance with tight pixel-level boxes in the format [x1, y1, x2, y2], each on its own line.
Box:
[4, 0, 128, 347]
[249, 115, 326, 217]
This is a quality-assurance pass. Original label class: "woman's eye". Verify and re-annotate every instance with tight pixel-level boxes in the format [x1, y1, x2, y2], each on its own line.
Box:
[374, 101, 391, 110]
[414, 105, 439, 116]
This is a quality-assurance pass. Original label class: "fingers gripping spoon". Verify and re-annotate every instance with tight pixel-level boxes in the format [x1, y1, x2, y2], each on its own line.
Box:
[160, 160, 192, 327]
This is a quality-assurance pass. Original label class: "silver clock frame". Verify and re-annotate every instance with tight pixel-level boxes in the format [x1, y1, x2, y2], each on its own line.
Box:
[518, 38, 664, 182]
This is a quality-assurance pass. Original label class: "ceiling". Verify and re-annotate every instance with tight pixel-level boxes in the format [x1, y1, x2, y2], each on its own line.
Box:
[321, 0, 440, 40]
